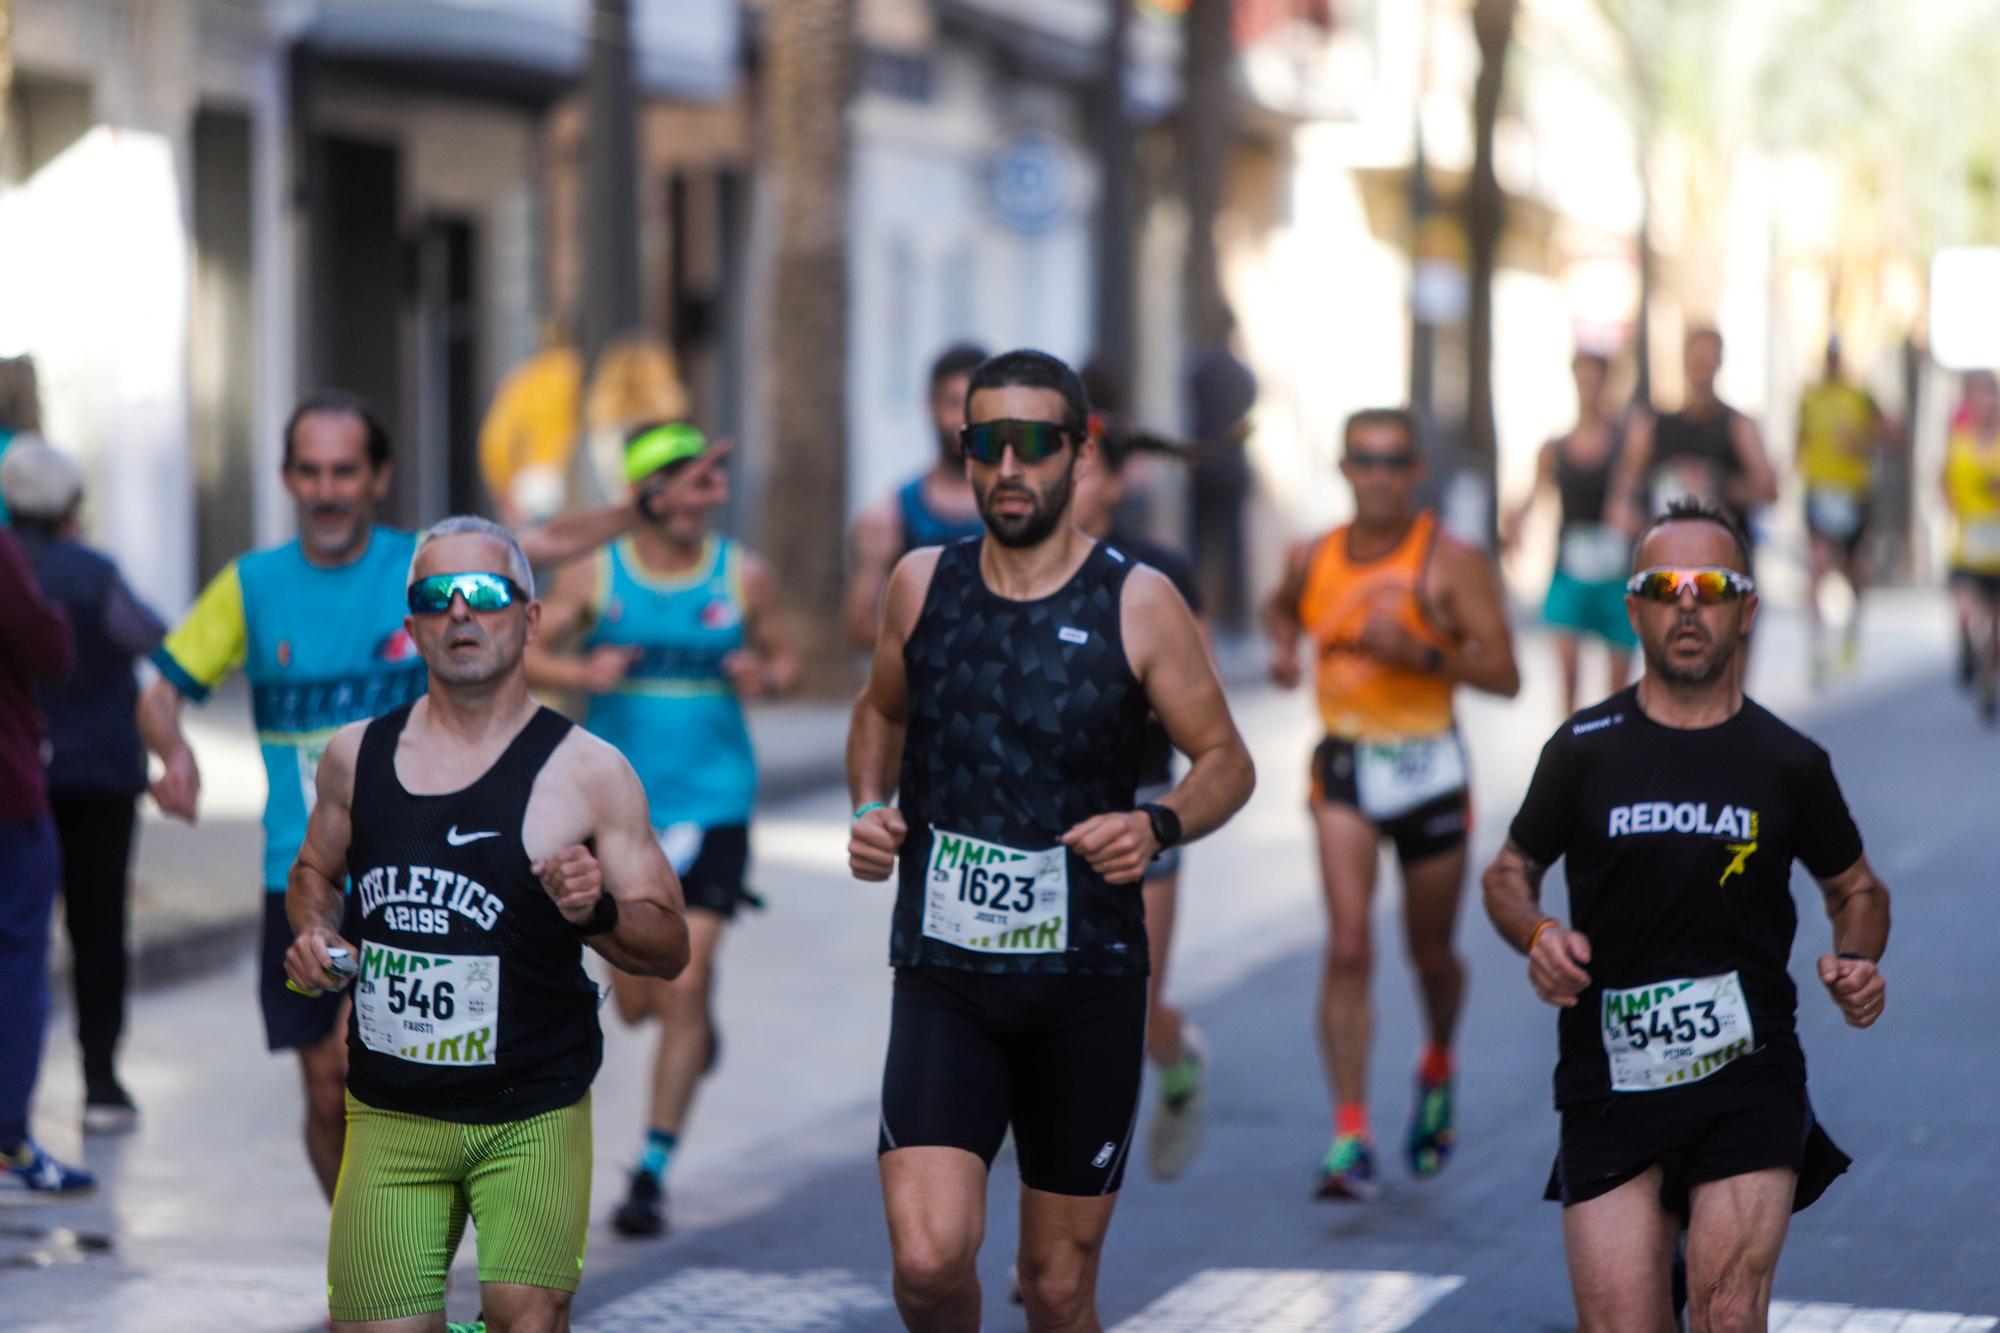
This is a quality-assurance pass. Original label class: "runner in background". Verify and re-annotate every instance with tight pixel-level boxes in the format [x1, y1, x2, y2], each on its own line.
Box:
[1942, 370, 2000, 723]
[527, 421, 800, 1238]
[1070, 401, 1211, 1182]
[1265, 408, 1520, 1201]
[843, 343, 989, 648]
[1502, 350, 1634, 715]
[1796, 337, 1890, 685]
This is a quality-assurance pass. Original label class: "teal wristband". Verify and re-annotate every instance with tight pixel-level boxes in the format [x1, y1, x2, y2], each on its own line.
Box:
[853, 801, 888, 822]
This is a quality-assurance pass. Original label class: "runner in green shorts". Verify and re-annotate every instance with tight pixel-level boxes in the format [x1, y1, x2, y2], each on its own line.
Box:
[1503, 352, 1636, 715]
[286, 517, 691, 1329]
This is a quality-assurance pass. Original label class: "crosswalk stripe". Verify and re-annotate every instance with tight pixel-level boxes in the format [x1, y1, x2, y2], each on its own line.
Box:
[1108, 1268, 1465, 1332]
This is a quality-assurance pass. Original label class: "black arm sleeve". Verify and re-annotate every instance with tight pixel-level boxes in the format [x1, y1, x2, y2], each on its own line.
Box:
[1796, 746, 1865, 880]
[1508, 728, 1575, 867]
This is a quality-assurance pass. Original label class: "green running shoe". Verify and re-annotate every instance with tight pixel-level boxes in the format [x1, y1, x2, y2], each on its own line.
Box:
[1406, 1071, 1455, 1179]
[1313, 1134, 1378, 1201]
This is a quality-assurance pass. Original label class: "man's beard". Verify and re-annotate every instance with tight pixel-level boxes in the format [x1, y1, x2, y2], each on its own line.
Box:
[976, 465, 1074, 549]
[1644, 612, 1737, 686]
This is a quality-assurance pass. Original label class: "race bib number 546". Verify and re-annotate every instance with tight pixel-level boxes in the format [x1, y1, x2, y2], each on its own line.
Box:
[922, 828, 1069, 955]
[1601, 970, 1753, 1093]
[355, 941, 501, 1066]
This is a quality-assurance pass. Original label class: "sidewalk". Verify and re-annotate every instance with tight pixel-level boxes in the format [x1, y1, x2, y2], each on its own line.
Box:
[56, 590, 1952, 997]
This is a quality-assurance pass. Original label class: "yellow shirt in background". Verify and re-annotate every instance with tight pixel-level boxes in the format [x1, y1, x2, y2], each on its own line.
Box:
[1946, 424, 2000, 572]
[1796, 379, 1878, 495]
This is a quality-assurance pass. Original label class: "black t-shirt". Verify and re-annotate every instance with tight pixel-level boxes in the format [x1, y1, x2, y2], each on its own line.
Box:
[1108, 529, 1200, 787]
[1509, 686, 1864, 1109]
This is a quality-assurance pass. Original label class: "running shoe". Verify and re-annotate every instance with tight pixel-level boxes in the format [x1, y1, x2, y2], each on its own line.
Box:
[1406, 1070, 1455, 1179]
[0, 1139, 96, 1198]
[1145, 1026, 1208, 1183]
[612, 1168, 668, 1238]
[445, 1322, 486, 1333]
[83, 1078, 139, 1136]
[1312, 1134, 1378, 1201]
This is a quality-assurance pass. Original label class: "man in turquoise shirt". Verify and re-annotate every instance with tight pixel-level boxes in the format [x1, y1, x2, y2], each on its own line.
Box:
[139, 389, 665, 1200]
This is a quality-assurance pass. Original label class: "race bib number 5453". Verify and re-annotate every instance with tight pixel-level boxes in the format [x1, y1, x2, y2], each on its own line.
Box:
[922, 828, 1069, 955]
[1601, 970, 1753, 1093]
[355, 941, 500, 1066]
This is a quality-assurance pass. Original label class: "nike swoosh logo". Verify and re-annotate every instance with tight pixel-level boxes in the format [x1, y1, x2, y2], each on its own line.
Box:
[446, 826, 500, 847]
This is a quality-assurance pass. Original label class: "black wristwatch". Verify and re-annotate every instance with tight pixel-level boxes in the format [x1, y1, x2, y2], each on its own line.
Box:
[1138, 802, 1182, 857]
[572, 893, 620, 937]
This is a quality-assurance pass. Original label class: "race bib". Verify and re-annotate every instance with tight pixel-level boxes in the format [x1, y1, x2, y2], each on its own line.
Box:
[297, 737, 330, 814]
[1601, 971, 1754, 1093]
[1963, 520, 2000, 568]
[1559, 525, 1631, 584]
[1355, 733, 1467, 821]
[1808, 491, 1866, 542]
[355, 941, 501, 1066]
[922, 828, 1069, 955]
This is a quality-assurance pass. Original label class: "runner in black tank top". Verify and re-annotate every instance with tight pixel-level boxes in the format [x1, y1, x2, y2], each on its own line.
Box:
[344, 701, 599, 1120]
[282, 517, 689, 1329]
[847, 351, 1254, 1331]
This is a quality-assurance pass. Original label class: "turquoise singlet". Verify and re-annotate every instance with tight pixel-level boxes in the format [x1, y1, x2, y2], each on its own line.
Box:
[152, 526, 428, 889]
[581, 535, 756, 829]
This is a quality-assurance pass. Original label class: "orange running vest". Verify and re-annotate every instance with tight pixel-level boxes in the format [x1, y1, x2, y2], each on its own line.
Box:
[1297, 511, 1457, 741]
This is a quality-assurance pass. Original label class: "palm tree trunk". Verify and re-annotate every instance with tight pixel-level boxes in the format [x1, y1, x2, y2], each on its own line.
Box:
[1465, 0, 1517, 545]
[1180, 0, 1233, 347]
[761, 0, 856, 690]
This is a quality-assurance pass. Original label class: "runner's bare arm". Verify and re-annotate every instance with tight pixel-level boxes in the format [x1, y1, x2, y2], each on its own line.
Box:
[523, 554, 634, 695]
[1482, 838, 1592, 1006]
[846, 550, 936, 879]
[1605, 410, 1655, 533]
[538, 739, 689, 979]
[283, 723, 365, 991]
[1261, 538, 1315, 689]
[724, 551, 803, 698]
[513, 439, 736, 568]
[1727, 414, 1780, 508]
[1428, 537, 1521, 698]
[1107, 567, 1254, 853]
[842, 497, 904, 651]
[138, 676, 202, 822]
[1814, 853, 1891, 1029]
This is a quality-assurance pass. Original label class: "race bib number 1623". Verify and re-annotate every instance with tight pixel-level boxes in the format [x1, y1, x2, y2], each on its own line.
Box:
[922, 828, 1069, 955]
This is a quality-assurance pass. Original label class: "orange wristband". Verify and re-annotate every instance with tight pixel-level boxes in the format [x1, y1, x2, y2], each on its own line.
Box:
[1527, 918, 1560, 955]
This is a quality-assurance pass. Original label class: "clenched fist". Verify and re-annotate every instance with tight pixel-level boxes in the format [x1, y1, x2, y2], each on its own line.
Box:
[1060, 811, 1160, 887]
[849, 806, 908, 881]
[534, 844, 604, 925]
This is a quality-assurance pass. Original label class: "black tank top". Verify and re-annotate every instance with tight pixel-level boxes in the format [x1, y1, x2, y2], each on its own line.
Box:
[894, 537, 1151, 975]
[344, 702, 602, 1122]
[1651, 404, 1746, 525]
[1554, 425, 1623, 532]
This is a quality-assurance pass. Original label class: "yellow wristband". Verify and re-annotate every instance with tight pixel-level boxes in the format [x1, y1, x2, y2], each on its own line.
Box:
[1527, 918, 1560, 955]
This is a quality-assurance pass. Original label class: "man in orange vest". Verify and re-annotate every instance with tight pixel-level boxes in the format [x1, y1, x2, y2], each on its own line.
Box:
[1263, 407, 1520, 1200]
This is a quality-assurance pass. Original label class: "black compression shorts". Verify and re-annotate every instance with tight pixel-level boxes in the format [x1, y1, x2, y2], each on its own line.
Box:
[1311, 737, 1470, 864]
[878, 968, 1146, 1197]
[665, 822, 753, 921]
[1545, 1079, 1850, 1216]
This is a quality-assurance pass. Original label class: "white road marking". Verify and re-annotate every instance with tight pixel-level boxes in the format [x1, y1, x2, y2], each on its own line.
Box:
[1770, 1303, 1997, 1332]
[573, 1265, 893, 1331]
[1109, 1268, 1465, 1333]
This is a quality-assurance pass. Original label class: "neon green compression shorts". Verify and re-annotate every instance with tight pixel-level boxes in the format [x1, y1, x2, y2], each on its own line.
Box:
[327, 1090, 592, 1323]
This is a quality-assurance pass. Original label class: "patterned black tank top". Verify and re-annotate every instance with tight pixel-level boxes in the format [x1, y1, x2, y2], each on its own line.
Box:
[344, 702, 602, 1123]
[894, 537, 1151, 975]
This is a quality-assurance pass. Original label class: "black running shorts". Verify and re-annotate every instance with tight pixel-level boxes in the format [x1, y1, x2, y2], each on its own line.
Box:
[1310, 737, 1470, 864]
[259, 891, 361, 1053]
[877, 967, 1146, 1197]
[667, 823, 753, 921]
[1545, 1079, 1850, 1216]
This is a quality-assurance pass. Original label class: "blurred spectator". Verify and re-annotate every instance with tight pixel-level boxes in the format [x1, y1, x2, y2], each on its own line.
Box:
[0, 512, 88, 1195]
[579, 333, 690, 509]
[3, 442, 166, 1133]
[0, 355, 45, 527]
[478, 320, 584, 527]
[1185, 314, 1259, 632]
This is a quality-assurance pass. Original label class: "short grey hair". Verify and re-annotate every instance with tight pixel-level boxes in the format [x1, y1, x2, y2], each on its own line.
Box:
[0, 437, 83, 522]
[411, 515, 535, 597]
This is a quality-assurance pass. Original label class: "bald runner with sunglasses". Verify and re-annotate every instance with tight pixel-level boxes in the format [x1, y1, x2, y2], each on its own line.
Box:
[285, 518, 689, 1331]
[1483, 500, 1890, 1332]
[1264, 407, 1521, 1201]
[848, 349, 1254, 1332]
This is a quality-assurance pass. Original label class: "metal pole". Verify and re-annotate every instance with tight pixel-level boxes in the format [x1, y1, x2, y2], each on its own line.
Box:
[1093, 0, 1135, 388]
[581, 0, 641, 365]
